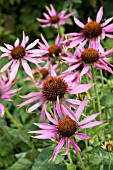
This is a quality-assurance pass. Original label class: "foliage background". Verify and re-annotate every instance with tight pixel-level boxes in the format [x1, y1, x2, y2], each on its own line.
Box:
[0, 0, 113, 170]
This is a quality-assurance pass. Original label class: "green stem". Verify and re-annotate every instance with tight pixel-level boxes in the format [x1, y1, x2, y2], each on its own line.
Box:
[91, 65, 102, 120]
[5, 107, 38, 154]
[85, 74, 96, 112]
[76, 152, 85, 170]
[99, 69, 104, 91]
[108, 152, 111, 170]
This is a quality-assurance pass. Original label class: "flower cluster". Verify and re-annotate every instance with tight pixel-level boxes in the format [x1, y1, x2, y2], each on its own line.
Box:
[0, 4, 113, 162]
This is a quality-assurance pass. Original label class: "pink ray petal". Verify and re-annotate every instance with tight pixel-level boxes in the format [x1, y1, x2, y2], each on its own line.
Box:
[75, 98, 87, 119]
[45, 6, 53, 16]
[45, 110, 58, 125]
[64, 98, 81, 105]
[9, 60, 20, 82]
[79, 113, 100, 125]
[26, 39, 39, 50]
[62, 137, 70, 155]
[22, 60, 33, 78]
[17, 96, 41, 107]
[4, 43, 13, 50]
[41, 23, 51, 28]
[0, 46, 10, 53]
[64, 63, 82, 73]
[21, 32, 29, 47]
[70, 139, 81, 151]
[43, 12, 50, 20]
[29, 129, 56, 134]
[50, 4, 56, 15]
[14, 38, 19, 47]
[96, 7, 103, 23]
[56, 96, 63, 120]
[50, 65, 57, 76]
[0, 103, 4, 117]
[34, 123, 57, 130]
[55, 34, 60, 45]
[0, 60, 13, 72]
[36, 18, 49, 23]
[20, 92, 42, 98]
[104, 24, 113, 32]
[27, 99, 45, 113]
[32, 132, 56, 139]
[101, 17, 113, 27]
[41, 34, 49, 48]
[74, 17, 85, 28]
[80, 121, 104, 129]
[50, 139, 65, 161]
[76, 133, 91, 140]
[80, 65, 90, 76]
[69, 84, 94, 95]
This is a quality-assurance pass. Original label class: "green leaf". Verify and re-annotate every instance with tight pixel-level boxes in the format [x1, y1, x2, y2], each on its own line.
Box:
[67, 163, 76, 170]
[100, 93, 113, 109]
[6, 158, 32, 170]
[31, 145, 66, 170]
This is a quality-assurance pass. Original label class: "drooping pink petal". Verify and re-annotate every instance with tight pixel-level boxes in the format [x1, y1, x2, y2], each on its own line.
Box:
[64, 62, 82, 73]
[75, 98, 87, 119]
[79, 113, 100, 125]
[41, 23, 51, 28]
[80, 121, 104, 129]
[70, 139, 81, 151]
[9, 60, 20, 82]
[76, 133, 91, 140]
[17, 96, 41, 107]
[31, 132, 56, 139]
[20, 92, 42, 98]
[45, 110, 59, 125]
[50, 139, 65, 161]
[62, 137, 70, 155]
[56, 96, 63, 120]
[0, 103, 4, 117]
[80, 65, 90, 76]
[0, 60, 13, 72]
[29, 129, 56, 134]
[50, 65, 57, 76]
[21, 60, 33, 78]
[27, 99, 46, 113]
[64, 98, 81, 105]
[96, 7, 103, 23]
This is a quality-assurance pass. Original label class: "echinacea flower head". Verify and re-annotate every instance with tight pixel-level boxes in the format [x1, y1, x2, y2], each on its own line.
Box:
[18, 66, 93, 122]
[36, 4, 74, 28]
[29, 99, 103, 161]
[102, 140, 113, 152]
[0, 32, 47, 82]
[63, 40, 113, 76]
[66, 7, 113, 48]
[0, 78, 20, 117]
[38, 34, 67, 61]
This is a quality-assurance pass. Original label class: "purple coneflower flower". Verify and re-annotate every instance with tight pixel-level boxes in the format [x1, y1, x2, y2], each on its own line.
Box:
[38, 34, 67, 61]
[36, 4, 74, 28]
[29, 99, 103, 161]
[63, 40, 113, 75]
[0, 32, 47, 82]
[0, 78, 20, 117]
[18, 66, 93, 122]
[66, 7, 113, 48]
